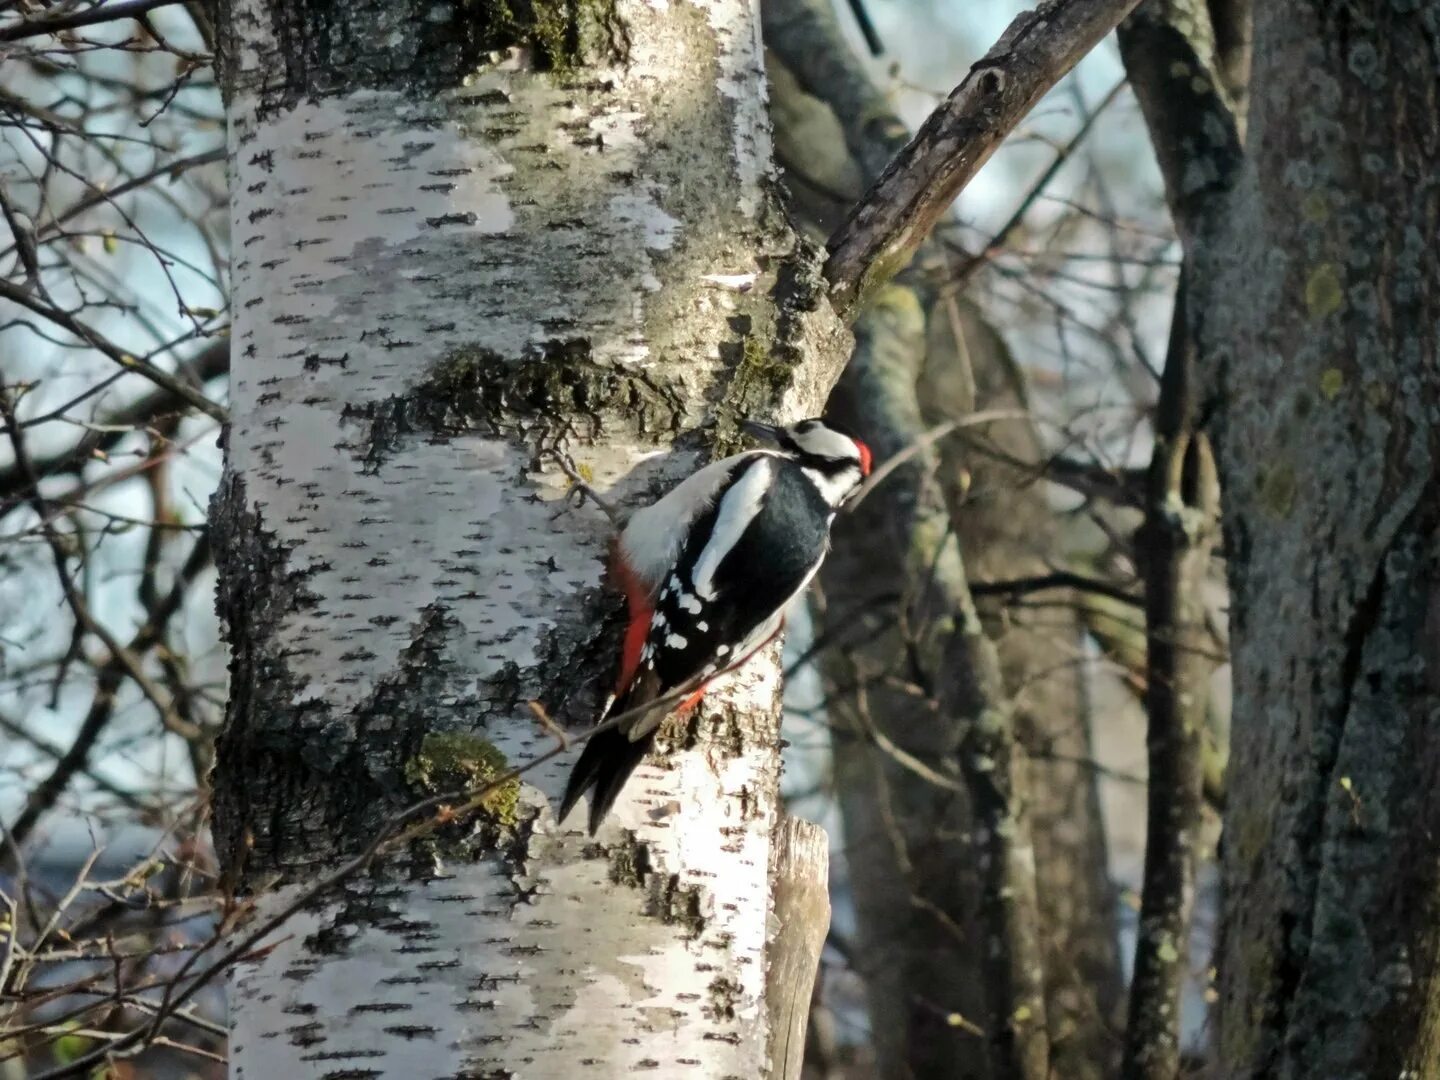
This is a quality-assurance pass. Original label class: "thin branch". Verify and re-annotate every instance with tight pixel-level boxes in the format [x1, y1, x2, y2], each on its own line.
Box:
[0, 711, 158, 813]
[823, 0, 1144, 315]
[970, 570, 1142, 609]
[0, 338, 227, 511]
[943, 76, 1127, 294]
[0, 280, 226, 424]
[0, 0, 185, 42]
[0, 147, 224, 264]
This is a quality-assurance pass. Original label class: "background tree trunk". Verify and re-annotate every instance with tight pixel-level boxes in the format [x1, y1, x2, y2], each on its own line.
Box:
[762, 4, 1120, 1074]
[1199, 5, 1440, 1076]
[211, 0, 846, 1075]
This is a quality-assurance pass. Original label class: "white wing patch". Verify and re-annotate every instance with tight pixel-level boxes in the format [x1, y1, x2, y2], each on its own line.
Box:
[618, 453, 773, 590]
[691, 457, 772, 600]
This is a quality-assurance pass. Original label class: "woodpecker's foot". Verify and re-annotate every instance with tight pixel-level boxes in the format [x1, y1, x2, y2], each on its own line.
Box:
[545, 449, 624, 526]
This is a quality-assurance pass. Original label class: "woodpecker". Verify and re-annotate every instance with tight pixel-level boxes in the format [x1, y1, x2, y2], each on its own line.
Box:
[559, 417, 873, 835]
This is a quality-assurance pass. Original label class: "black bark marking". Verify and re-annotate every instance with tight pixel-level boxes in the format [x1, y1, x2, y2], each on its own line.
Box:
[607, 831, 709, 938]
[215, 0, 629, 111]
[339, 340, 684, 473]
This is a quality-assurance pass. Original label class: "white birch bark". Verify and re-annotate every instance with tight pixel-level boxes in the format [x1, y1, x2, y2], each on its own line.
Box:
[212, 0, 847, 1075]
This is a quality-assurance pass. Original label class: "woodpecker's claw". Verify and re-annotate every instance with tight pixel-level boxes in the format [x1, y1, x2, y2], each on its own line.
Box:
[544, 449, 624, 526]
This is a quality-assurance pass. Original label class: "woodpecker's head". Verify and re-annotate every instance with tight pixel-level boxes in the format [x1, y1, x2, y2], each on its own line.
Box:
[742, 417, 873, 508]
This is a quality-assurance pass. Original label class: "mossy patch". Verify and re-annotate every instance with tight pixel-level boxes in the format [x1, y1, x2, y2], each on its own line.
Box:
[1320, 368, 1345, 400]
[1257, 461, 1298, 518]
[404, 731, 520, 825]
[1305, 263, 1344, 319]
[730, 332, 797, 401]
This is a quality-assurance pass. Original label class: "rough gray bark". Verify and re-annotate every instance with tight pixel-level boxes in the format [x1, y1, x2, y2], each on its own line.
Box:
[211, 0, 847, 1075]
[1190, 5, 1440, 1077]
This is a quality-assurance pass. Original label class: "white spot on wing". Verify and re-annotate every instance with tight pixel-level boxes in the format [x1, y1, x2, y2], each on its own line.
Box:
[696, 620, 708, 631]
[666, 632, 688, 649]
[677, 591, 702, 614]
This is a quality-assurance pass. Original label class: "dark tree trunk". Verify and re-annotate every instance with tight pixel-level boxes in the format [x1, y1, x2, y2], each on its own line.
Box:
[1197, 7, 1440, 1076]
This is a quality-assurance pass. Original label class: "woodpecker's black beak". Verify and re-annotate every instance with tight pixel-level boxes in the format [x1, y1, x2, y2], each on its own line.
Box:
[740, 419, 782, 444]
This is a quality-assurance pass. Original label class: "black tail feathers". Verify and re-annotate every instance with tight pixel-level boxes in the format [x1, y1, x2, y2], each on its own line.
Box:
[558, 725, 654, 835]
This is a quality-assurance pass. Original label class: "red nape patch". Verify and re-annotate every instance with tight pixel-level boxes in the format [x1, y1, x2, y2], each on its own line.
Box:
[855, 439, 873, 476]
[609, 550, 653, 695]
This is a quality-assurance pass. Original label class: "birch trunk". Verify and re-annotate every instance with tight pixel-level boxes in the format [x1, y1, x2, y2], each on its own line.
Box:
[210, 1, 847, 1075]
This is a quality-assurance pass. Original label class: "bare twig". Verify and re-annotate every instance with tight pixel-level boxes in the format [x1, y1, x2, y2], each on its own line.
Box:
[0, 0, 185, 42]
[0, 281, 225, 424]
[0, 339, 226, 512]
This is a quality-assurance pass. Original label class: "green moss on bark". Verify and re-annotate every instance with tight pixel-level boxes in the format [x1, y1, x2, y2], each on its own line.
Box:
[404, 731, 520, 825]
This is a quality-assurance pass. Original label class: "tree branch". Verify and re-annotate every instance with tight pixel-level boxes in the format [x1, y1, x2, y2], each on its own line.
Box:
[0, 339, 227, 513]
[762, 0, 910, 184]
[0, 0, 185, 43]
[1116, 0, 1242, 244]
[0, 280, 226, 424]
[1120, 273, 1222, 1080]
[822, 0, 1144, 316]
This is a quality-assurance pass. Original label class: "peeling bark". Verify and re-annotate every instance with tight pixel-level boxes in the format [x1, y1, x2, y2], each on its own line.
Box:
[213, 0, 846, 1073]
